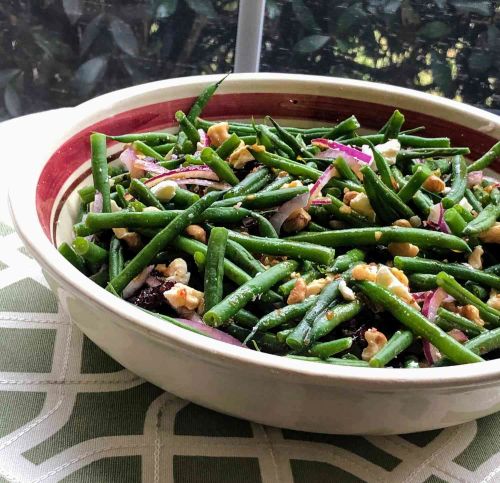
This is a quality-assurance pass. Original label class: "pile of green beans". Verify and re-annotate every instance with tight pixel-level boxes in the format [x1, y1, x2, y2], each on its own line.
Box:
[58, 75, 500, 369]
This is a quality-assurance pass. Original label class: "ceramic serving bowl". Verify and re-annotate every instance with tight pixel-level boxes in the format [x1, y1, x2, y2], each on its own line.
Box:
[9, 73, 500, 435]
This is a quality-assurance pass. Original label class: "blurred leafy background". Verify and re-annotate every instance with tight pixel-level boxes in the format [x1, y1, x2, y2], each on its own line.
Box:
[0, 0, 498, 121]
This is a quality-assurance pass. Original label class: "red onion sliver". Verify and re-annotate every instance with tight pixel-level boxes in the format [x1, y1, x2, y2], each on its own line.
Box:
[134, 159, 168, 174]
[423, 340, 442, 365]
[270, 192, 309, 233]
[467, 171, 483, 188]
[92, 191, 103, 213]
[412, 291, 433, 302]
[123, 266, 154, 299]
[119, 147, 137, 171]
[175, 179, 231, 190]
[422, 287, 447, 322]
[311, 197, 332, 205]
[308, 164, 336, 206]
[176, 318, 245, 347]
[146, 276, 163, 288]
[312, 138, 372, 163]
[448, 328, 469, 343]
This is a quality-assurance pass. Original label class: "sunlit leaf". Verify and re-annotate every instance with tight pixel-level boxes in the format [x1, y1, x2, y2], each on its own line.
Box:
[4, 84, 22, 117]
[109, 17, 139, 57]
[292, 0, 319, 31]
[417, 21, 451, 40]
[80, 14, 105, 56]
[449, 1, 492, 16]
[294, 35, 330, 54]
[156, 0, 178, 18]
[0, 69, 21, 89]
[73, 56, 108, 96]
[468, 51, 493, 73]
[184, 0, 217, 19]
[62, 0, 83, 24]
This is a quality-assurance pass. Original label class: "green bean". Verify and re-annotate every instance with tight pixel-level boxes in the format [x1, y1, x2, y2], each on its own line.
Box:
[58, 242, 88, 274]
[277, 328, 293, 344]
[89, 264, 109, 287]
[361, 166, 415, 220]
[365, 139, 394, 190]
[465, 188, 483, 213]
[252, 212, 278, 238]
[464, 327, 500, 356]
[408, 273, 438, 290]
[175, 131, 194, 155]
[356, 281, 483, 364]
[216, 133, 241, 159]
[278, 270, 319, 297]
[132, 140, 165, 162]
[342, 134, 450, 149]
[331, 249, 365, 273]
[227, 231, 335, 265]
[78, 185, 96, 205]
[86, 211, 179, 230]
[72, 237, 108, 264]
[392, 167, 433, 217]
[108, 132, 176, 145]
[397, 165, 432, 203]
[466, 141, 500, 173]
[226, 324, 285, 353]
[316, 115, 361, 142]
[369, 330, 414, 368]
[383, 110, 405, 141]
[231, 308, 259, 329]
[90, 133, 111, 212]
[436, 308, 486, 337]
[128, 178, 164, 211]
[187, 74, 227, 123]
[287, 279, 341, 350]
[171, 187, 200, 208]
[172, 236, 281, 304]
[463, 204, 500, 236]
[465, 281, 489, 301]
[324, 195, 372, 228]
[395, 256, 500, 290]
[114, 184, 129, 208]
[334, 156, 361, 185]
[200, 147, 239, 185]
[154, 143, 176, 155]
[176, 110, 200, 145]
[287, 227, 471, 252]
[400, 126, 425, 135]
[435, 272, 500, 326]
[224, 168, 271, 199]
[310, 300, 363, 342]
[204, 227, 228, 312]
[258, 174, 294, 192]
[442, 156, 467, 209]
[193, 251, 206, 271]
[308, 222, 328, 232]
[213, 186, 309, 209]
[286, 355, 370, 367]
[485, 264, 500, 276]
[267, 116, 313, 158]
[443, 208, 467, 236]
[73, 221, 95, 237]
[224, 239, 266, 276]
[249, 148, 322, 180]
[309, 337, 353, 359]
[108, 236, 124, 281]
[202, 207, 252, 224]
[204, 260, 298, 327]
[107, 191, 221, 294]
[396, 148, 470, 162]
[454, 204, 474, 222]
[327, 178, 365, 193]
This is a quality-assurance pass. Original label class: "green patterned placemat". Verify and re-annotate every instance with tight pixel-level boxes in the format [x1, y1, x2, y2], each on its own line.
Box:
[0, 116, 499, 483]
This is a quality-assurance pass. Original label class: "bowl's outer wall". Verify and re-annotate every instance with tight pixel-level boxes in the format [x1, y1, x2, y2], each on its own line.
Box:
[12, 74, 500, 434]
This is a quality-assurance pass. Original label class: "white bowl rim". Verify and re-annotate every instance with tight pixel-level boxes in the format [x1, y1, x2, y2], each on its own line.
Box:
[9, 72, 500, 390]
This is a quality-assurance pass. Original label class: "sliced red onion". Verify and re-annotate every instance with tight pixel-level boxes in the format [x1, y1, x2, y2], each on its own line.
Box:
[448, 328, 468, 343]
[308, 164, 336, 206]
[422, 287, 447, 322]
[467, 171, 483, 188]
[176, 318, 245, 347]
[175, 179, 231, 190]
[119, 147, 138, 171]
[134, 158, 168, 174]
[423, 340, 442, 365]
[92, 191, 103, 213]
[199, 129, 210, 147]
[146, 275, 163, 288]
[123, 265, 154, 299]
[311, 197, 332, 205]
[312, 139, 373, 163]
[412, 291, 433, 302]
[426, 203, 450, 234]
[270, 192, 309, 233]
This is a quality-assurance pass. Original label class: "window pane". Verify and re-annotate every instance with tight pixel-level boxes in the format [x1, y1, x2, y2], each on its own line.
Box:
[0, 0, 238, 119]
[261, 0, 499, 110]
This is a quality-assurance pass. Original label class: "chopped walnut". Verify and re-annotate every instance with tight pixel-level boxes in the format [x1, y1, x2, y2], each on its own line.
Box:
[228, 142, 254, 169]
[339, 205, 352, 215]
[459, 304, 485, 327]
[467, 245, 484, 270]
[164, 283, 204, 312]
[287, 277, 307, 304]
[390, 267, 409, 286]
[112, 227, 141, 250]
[339, 279, 356, 301]
[349, 193, 376, 222]
[343, 190, 359, 205]
[185, 224, 207, 243]
[393, 219, 412, 228]
[487, 290, 500, 310]
[388, 242, 420, 257]
[306, 274, 335, 297]
[361, 328, 388, 361]
[376, 265, 418, 308]
[409, 215, 422, 227]
[156, 258, 190, 284]
[351, 263, 378, 282]
[423, 175, 446, 193]
[206, 122, 230, 147]
[479, 223, 500, 244]
[282, 208, 311, 233]
[375, 139, 401, 165]
[281, 180, 303, 189]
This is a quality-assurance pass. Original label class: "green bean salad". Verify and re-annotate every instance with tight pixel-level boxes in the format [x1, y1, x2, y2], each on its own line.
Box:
[59, 77, 500, 369]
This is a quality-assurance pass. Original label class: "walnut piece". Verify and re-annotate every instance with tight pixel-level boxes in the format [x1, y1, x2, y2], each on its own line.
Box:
[164, 283, 204, 312]
[349, 193, 376, 222]
[282, 208, 311, 233]
[362, 328, 388, 361]
[487, 290, 500, 310]
[156, 258, 190, 284]
[339, 280, 356, 301]
[423, 175, 446, 193]
[185, 224, 207, 243]
[459, 304, 485, 327]
[306, 274, 335, 297]
[467, 245, 484, 270]
[388, 242, 420, 257]
[392, 219, 412, 228]
[206, 122, 230, 147]
[479, 223, 500, 244]
[287, 277, 307, 305]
